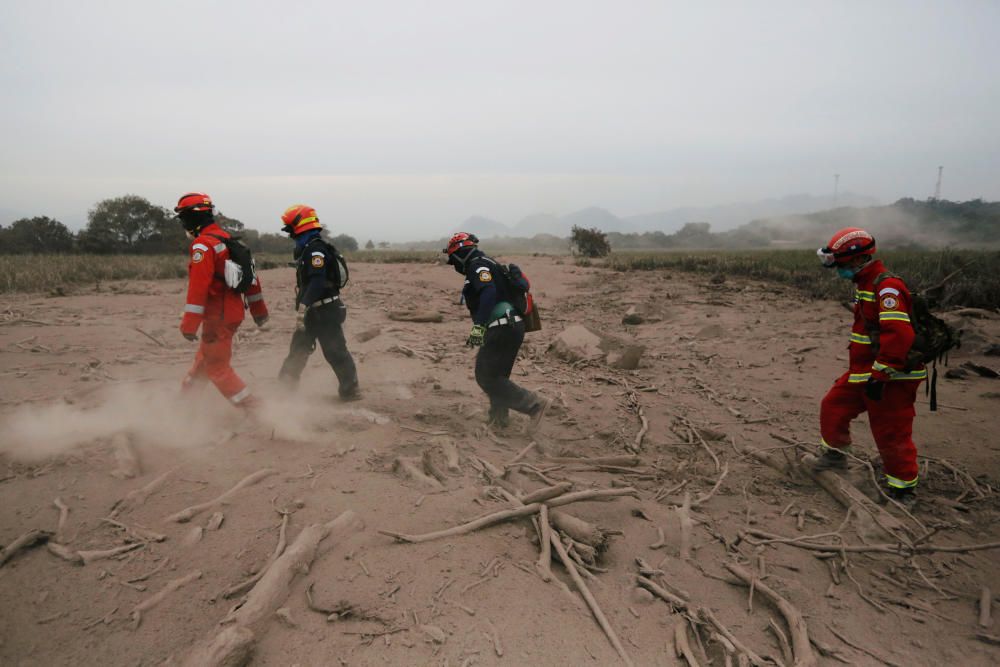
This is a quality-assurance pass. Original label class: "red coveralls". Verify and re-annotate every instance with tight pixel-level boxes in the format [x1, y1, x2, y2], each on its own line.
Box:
[179, 223, 268, 405]
[819, 259, 925, 489]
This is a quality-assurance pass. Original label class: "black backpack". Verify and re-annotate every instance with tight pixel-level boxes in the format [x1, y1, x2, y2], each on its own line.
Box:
[483, 259, 532, 315]
[208, 234, 257, 293]
[321, 240, 350, 289]
[875, 272, 962, 411]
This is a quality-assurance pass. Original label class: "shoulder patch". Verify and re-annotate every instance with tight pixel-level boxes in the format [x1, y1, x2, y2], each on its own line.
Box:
[478, 270, 493, 282]
[881, 295, 898, 310]
[192, 250, 204, 263]
[311, 255, 325, 268]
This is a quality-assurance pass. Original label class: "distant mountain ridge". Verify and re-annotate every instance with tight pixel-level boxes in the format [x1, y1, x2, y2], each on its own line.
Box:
[445, 193, 879, 240]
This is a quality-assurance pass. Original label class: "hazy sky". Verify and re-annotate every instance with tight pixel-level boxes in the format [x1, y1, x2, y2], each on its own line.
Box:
[2, 1, 998, 240]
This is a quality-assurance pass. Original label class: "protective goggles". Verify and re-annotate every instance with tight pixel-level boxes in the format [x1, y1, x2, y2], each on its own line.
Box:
[816, 247, 837, 268]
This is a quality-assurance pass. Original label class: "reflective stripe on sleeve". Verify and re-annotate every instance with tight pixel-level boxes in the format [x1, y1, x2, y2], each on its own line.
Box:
[849, 333, 872, 345]
[246, 293, 264, 303]
[878, 311, 911, 323]
[885, 474, 918, 489]
[847, 373, 871, 383]
[213, 242, 226, 253]
[855, 290, 875, 302]
[184, 304, 205, 314]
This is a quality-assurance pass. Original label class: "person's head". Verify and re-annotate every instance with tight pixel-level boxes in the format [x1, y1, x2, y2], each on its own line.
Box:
[442, 232, 479, 273]
[174, 192, 215, 236]
[817, 227, 876, 279]
[280, 204, 322, 237]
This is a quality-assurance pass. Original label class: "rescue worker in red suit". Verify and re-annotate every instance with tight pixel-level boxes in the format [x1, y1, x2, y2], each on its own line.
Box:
[816, 228, 925, 506]
[174, 192, 269, 408]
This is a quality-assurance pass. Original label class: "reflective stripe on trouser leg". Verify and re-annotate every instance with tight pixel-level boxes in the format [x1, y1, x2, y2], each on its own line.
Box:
[229, 387, 252, 404]
[819, 373, 866, 451]
[867, 379, 920, 485]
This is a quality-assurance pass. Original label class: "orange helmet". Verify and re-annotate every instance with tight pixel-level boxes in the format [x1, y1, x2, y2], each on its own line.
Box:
[281, 204, 322, 236]
[174, 192, 214, 216]
[817, 227, 876, 267]
[443, 232, 479, 256]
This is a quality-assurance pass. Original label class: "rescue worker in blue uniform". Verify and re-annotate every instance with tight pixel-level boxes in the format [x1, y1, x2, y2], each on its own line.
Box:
[443, 232, 548, 431]
[277, 205, 359, 400]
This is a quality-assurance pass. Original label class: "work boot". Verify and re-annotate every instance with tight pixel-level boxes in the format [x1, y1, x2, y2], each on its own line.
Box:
[888, 487, 917, 509]
[338, 382, 361, 402]
[813, 447, 850, 471]
[524, 396, 551, 435]
[487, 406, 510, 429]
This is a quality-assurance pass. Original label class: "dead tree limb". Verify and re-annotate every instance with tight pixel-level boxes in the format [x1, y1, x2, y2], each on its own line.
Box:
[53, 497, 70, 543]
[130, 570, 203, 629]
[692, 462, 729, 508]
[222, 512, 290, 600]
[536, 504, 553, 582]
[100, 518, 166, 543]
[109, 467, 176, 518]
[674, 618, 701, 666]
[725, 563, 816, 667]
[521, 482, 574, 504]
[0, 529, 52, 567]
[79, 542, 144, 565]
[550, 530, 633, 666]
[980, 587, 993, 628]
[378, 488, 637, 544]
[111, 431, 141, 479]
[164, 469, 277, 523]
[677, 493, 693, 560]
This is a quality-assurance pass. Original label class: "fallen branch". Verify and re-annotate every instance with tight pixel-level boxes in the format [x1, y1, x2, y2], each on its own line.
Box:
[725, 563, 816, 667]
[520, 482, 574, 504]
[111, 431, 141, 479]
[221, 512, 290, 600]
[101, 518, 166, 543]
[545, 455, 641, 467]
[677, 493, 693, 560]
[674, 618, 701, 666]
[378, 487, 637, 544]
[535, 504, 553, 582]
[164, 469, 277, 523]
[184, 511, 363, 667]
[550, 529, 633, 666]
[130, 570, 203, 629]
[826, 624, 902, 667]
[53, 497, 70, 543]
[980, 586, 993, 628]
[692, 462, 729, 508]
[109, 467, 176, 518]
[79, 542, 144, 565]
[0, 529, 52, 567]
[394, 457, 444, 491]
[133, 326, 168, 348]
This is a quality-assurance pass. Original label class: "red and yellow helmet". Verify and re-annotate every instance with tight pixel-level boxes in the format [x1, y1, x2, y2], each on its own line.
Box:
[281, 204, 322, 235]
[443, 232, 479, 256]
[817, 227, 876, 267]
[174, 192, 214, 216]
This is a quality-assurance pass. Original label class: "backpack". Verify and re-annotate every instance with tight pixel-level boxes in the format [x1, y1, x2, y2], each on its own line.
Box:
[875, 272, 962, 411]
[482, 258, 540, 332]
[208, 234, 257, 293]
[320, 240, 350, 289]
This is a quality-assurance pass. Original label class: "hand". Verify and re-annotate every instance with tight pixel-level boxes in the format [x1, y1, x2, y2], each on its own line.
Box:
[182, 332, 198, 342]
[253, 314, 269, 327]
[865, 379, 884, 401]
[466, 324, 486, 347]
[295, 311, 306, 331]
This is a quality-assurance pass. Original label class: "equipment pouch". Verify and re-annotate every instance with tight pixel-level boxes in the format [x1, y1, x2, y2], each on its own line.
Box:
[223, 259, 243, 289]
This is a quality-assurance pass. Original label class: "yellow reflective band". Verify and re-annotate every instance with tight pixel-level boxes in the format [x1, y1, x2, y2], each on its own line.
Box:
[296, 216, 318, 227]
[849, 333, 872, 344]
[872, 361, 928, 381]
[847, 373, 871, 383]
[855, 290, 875, 302]
[878, 311, 911, 322]
[886, 474, 918, 489]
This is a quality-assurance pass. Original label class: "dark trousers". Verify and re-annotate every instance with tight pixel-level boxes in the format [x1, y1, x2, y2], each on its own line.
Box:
[279, 300, 358, 397]
[475, 321, 536, 416]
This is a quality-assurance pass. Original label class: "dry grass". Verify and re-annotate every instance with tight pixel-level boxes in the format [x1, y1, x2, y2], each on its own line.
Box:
[600, 248, 1000, 309]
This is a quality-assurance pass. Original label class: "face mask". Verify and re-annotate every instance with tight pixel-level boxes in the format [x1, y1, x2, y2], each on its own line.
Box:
[836, 266, 857, 280]
[185, 230, 195, 240]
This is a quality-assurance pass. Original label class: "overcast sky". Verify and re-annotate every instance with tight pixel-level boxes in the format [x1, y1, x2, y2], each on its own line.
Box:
[2, 0, 998, 240]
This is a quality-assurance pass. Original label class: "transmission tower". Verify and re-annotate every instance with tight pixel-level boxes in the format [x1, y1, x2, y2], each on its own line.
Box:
[933, 166, 943, 200]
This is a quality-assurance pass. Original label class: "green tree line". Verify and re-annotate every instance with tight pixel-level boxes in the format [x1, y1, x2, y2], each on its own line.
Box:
[0, 195, 359, 255]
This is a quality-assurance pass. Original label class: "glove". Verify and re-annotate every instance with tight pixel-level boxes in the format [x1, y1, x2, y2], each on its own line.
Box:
[253, 314, 269, 327]
[182, 332, 198, 342]
[295, 311, 306, 332]
[865, 379, 884, 401]
[466, 324, 486, 347]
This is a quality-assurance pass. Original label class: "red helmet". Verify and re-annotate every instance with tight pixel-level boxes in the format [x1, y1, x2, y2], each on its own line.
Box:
[174, 192, 214, 216]
[443, 232, 479, 256]
[817, 227, 876, 267]
[281, 204, 322, 235]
